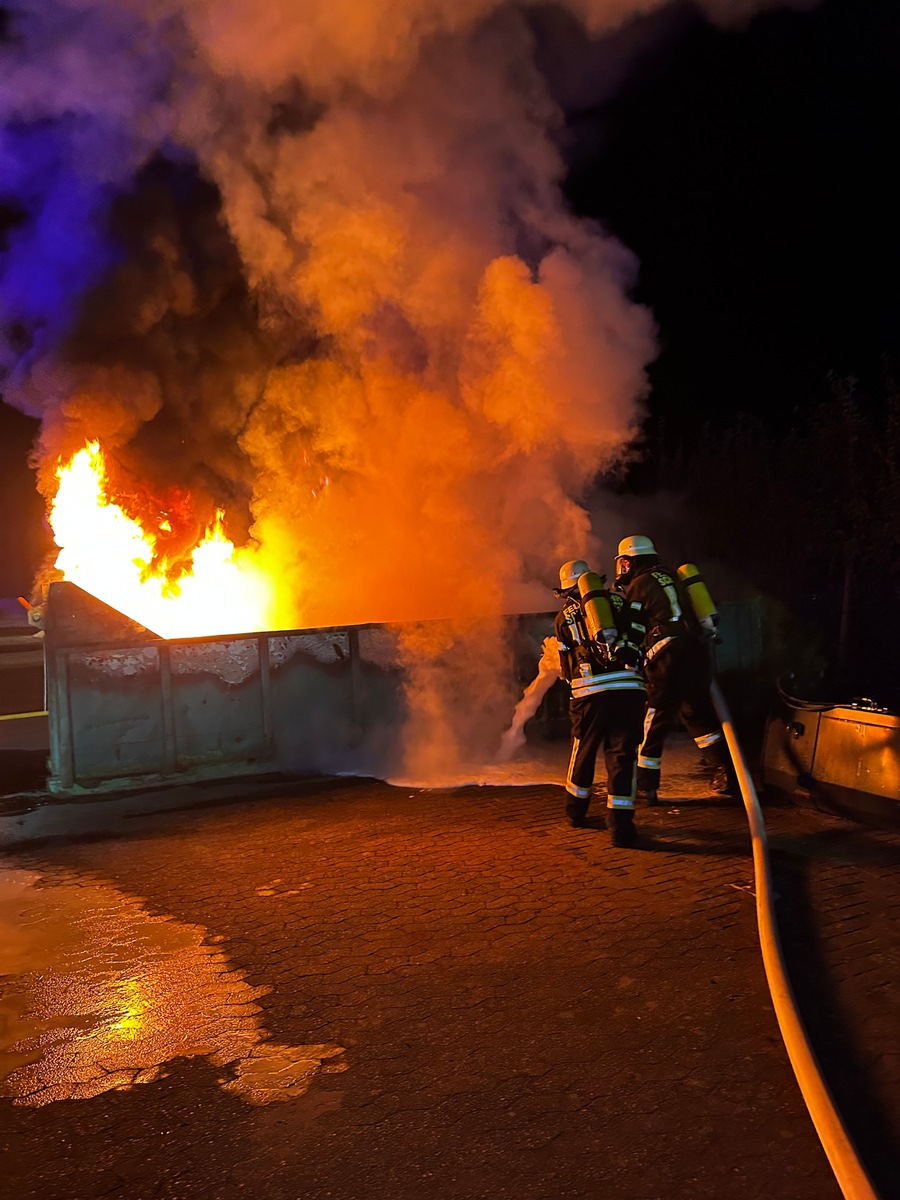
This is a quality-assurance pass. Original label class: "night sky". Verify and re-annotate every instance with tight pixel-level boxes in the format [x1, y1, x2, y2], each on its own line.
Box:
[568, 0, 899, 432]
[1, 0, 897, 600]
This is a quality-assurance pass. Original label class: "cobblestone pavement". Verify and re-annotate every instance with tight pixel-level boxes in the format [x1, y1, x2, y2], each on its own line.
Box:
[1, 737, 898, 1200]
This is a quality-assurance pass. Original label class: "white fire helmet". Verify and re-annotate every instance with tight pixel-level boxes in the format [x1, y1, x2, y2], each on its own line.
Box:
[559, 559, 590, 590]
[616, 535, 656, 559]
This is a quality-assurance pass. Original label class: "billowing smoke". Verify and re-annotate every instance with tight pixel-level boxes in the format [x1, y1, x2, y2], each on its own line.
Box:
[0, 0, 813, 776]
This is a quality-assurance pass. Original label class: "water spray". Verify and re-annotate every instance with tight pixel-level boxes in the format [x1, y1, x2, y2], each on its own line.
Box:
[497, 636, 560, 761]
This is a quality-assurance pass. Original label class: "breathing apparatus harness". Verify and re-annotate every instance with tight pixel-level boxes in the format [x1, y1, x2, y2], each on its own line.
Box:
[616, 555, 721, 652]
[555, 571, 644, 678]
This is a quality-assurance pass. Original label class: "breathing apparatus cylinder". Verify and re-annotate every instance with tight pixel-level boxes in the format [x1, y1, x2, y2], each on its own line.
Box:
[677, 563, 718, 633]
[577, 571, 617, 649]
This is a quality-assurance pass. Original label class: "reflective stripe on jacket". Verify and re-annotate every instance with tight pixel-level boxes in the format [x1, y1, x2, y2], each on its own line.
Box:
[570, 669, 647, 699]
[623, 565, 694, 649]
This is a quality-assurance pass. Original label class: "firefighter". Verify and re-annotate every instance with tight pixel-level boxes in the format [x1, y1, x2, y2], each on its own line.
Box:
[554, 559, 647, 848]
[613, 535, 733, 805]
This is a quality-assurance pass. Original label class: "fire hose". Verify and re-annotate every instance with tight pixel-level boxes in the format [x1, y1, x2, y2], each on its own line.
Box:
[709, 680, 879, 1200]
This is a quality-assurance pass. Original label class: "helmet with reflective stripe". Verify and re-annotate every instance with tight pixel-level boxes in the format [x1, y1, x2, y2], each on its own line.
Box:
[558, 559, 589, 590]
[616, 535, 656, 559]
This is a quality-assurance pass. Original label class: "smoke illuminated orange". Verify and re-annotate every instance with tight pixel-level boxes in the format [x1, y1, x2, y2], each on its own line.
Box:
[50, 442, 275, 639]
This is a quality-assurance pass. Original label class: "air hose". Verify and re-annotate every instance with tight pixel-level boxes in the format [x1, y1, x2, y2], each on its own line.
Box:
[709, 680, 878, 1200]
[775, 679, 841, 713]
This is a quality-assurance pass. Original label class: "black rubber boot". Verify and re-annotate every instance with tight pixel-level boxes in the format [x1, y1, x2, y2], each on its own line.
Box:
[636, 767, 660, 807]
[706, 740, 737, 796]
[636, 766, 658, 791]
[566, 800, 589, 828]
[711, 766, 737, 797]
[610, 809, 637, 848]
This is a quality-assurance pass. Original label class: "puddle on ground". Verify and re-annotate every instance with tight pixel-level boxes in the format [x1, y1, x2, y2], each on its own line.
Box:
[0, 865, 345, 1107]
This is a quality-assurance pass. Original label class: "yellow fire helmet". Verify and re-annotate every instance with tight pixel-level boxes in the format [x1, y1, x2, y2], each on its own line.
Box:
[616, 535, 656, 559]
[558, 559, 590, 590]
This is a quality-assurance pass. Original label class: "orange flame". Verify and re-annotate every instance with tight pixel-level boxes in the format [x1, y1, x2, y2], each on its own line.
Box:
[50, 442, 275, 639]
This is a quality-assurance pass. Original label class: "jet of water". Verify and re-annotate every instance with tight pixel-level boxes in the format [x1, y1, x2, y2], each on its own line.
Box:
[497, 635, 560, 761]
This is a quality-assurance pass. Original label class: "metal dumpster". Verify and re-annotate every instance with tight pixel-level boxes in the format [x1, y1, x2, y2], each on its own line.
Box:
[762, 694, 900, 830]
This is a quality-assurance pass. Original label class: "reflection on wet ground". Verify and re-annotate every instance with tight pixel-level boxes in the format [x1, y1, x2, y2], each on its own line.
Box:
[0, 865, 345, 1106]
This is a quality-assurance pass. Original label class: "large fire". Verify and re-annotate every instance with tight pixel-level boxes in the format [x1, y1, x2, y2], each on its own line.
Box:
[49, 442, 275, 639]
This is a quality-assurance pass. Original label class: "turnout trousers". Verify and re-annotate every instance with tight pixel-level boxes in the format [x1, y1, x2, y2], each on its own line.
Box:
[638, 636, 729, 783]
[565, 688, 646, 818]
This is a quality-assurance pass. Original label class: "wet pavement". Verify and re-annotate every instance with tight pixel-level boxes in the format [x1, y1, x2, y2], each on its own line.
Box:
[0, 866, 345, 1107]
[1, 737, 899, 1200]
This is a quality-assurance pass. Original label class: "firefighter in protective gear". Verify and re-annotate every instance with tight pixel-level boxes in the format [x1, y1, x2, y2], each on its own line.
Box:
[613, 537, 733, 804]
[554, 559, 648, 847]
